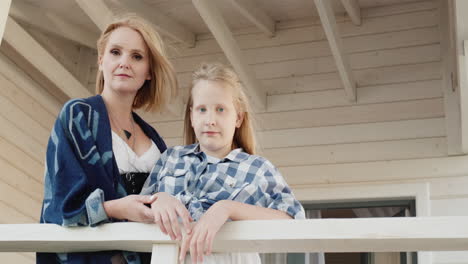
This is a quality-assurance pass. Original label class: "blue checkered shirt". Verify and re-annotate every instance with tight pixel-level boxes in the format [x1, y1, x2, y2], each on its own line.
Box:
[141, 144, 305, 221]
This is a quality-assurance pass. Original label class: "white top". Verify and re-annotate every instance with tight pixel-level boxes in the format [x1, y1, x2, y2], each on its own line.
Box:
[111, 131, 161, 174]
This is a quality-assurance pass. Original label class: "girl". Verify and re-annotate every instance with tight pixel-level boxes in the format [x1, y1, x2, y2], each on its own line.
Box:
[142, 63, 305, 264]
[38, 16, 178, 264]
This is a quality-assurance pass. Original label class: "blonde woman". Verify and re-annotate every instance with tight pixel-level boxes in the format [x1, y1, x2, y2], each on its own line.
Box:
[142, 63, 305, 264]
[38, 16, 177, 264]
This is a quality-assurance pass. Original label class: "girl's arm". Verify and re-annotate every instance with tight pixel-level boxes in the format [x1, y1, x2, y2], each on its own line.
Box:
[216, 200, 292, 220]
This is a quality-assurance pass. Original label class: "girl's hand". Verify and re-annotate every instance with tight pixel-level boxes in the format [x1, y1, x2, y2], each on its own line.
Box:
[103, 195, 156, 222]
[150, 192, 193, 241]
[179, 200, 231, 263]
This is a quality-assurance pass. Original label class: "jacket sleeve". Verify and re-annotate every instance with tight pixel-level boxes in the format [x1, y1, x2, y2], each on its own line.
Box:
[41, 99, 112, 227]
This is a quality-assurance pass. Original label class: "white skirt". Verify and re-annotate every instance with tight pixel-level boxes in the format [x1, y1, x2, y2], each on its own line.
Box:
[183, 252, 261, 264]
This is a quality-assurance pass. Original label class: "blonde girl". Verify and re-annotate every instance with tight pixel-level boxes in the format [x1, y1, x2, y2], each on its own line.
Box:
[142, 63, 304, 264]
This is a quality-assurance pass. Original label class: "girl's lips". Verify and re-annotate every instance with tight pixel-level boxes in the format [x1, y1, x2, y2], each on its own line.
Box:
[204, 131, 219, 136]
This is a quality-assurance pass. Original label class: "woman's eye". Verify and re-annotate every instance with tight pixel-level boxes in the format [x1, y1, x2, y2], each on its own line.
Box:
[110, 49, 120, 56]
[217, 107, 224, 112]
[199, 108, 207, 113]
[133, 54, 143, 60]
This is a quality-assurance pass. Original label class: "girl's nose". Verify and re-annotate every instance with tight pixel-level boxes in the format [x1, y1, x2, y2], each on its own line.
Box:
[205, 112, 216, 126]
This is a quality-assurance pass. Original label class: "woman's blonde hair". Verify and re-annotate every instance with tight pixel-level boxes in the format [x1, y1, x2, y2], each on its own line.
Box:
[95, 15, 178, 112]
[184, 63, 257, 155]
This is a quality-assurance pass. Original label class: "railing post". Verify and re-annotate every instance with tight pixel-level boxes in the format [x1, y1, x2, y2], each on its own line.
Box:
[151, 243, 179, 264]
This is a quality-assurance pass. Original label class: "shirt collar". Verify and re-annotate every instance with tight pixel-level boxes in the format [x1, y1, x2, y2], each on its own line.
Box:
[180, 144, 250, 163]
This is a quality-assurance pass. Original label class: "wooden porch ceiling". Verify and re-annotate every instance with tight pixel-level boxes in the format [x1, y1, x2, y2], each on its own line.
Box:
[2, 0, 411, 110]
[2, 0, 467, 154]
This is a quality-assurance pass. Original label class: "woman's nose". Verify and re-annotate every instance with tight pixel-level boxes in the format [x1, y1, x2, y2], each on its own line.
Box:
[119, 56, 130, 69]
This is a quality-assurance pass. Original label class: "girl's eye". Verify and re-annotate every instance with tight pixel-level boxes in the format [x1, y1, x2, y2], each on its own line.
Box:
[110, 49, 120, 56]
[133, 54, 143, 60]
[199, 107, 207, 113]
[217, 107, 224, 112]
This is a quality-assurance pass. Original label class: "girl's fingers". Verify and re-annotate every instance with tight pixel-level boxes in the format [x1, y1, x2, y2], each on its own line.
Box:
[190, 232, 199, 264]
[160, 211, 174, 239]
[175, 205, 192, 234]
[205, 232, 214, 256]
[196, 229, 208, 263]
[140, 206, 154, 223]
[167, 210, 181, 240]
[179, 234, 191, 262]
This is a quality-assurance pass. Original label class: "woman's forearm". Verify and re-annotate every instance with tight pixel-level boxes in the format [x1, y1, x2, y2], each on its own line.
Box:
[217, 200, 292, 221]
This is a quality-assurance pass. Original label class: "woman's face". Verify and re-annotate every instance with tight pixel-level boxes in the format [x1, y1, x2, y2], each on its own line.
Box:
[99, 26, 151, 95]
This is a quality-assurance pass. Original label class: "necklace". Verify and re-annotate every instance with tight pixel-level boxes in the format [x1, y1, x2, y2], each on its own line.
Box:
[108, 112, 136, 150]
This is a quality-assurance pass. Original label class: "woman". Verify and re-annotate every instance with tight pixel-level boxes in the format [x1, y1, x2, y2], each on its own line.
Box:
[37, 15, 178, 264]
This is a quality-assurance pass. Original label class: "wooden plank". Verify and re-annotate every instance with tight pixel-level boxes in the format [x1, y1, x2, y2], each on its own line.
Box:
[152, 98, 444, 137]
[0, 0, 11, 45]
[3, 17, 91, 99]
[171, 27, 440, 73]
[0, 114, 45, 164]
[155, 117, 445, 148]
[439, 0, 462, 155]
[268, 79, 442, 112]
[151, 244, 178, 264]
[112, 0, 196, 48]
[341, 0, 361, 25]
[260, 118, 445, 149]
[181, 13, 438, 59]
[253, 44, 441, 80]
[229, 0, 275, 36]
[280, 155, 468, 186]
[0, 72, 55, 129]
[1, 217, 468, 253]
[192, 0, 266, 111]
[260, 98, 443, 130]
[0, 84, 51, 145]
[264, 137, 446, 167]
[0, 135, 44, 182]
[0, 253, 34, 263]
[306, 0, 354, 100]
[0, 53, 61, 116]
[110, 0, 195, 47]
[75, 0, 114, 31]
[0, 158, 43, 201]
[454, 0, 468, 153]
[0, 201, 36, 224]
[262, 61, 440, 96]
[0, 181, 42, 220]
[9, 1, 98, 49]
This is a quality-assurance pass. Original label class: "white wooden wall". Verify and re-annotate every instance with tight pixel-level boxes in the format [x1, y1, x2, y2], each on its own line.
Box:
[0, 0, 466, 263]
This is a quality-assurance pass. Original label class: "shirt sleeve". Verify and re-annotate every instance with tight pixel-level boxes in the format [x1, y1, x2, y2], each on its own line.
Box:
[41, 99, 110, 227]
[259, 161, 306, 219]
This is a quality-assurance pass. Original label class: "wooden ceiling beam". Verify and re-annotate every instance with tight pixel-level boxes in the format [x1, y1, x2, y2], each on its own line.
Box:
[9, 1, 98, 49]
[192, 0, 266, 111]
[0, 0, 11, 45]
[315, 0, 356, 102]
[111, 0, 196, 47]
[229, 0, 275, 37]
[75, 0, 115, 31]
[2, 17, 92, 99]
[340, 0, 361, 26]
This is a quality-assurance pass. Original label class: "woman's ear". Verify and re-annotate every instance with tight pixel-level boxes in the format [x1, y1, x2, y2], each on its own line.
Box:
[236, 112, 244, 128]
[98, 56, 103, 72]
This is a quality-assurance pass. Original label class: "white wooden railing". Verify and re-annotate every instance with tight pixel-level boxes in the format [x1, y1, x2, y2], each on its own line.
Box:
[1, 217, 468, 263]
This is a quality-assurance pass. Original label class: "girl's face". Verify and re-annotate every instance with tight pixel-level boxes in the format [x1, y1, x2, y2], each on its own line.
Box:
[190, 80, 243, 159]
[99, 27, 151, 96]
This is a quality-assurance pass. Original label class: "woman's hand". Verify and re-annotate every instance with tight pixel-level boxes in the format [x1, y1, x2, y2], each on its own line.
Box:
[179, 200, 231, 263]
[150, 192, 193, 241]
[103, 195, 156, 223]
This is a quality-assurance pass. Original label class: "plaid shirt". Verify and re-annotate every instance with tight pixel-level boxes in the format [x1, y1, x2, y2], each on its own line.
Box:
[141, 144, 305, 221]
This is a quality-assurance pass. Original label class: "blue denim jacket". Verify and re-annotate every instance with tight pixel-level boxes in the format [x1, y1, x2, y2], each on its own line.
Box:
[37, 95, 166, 264]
